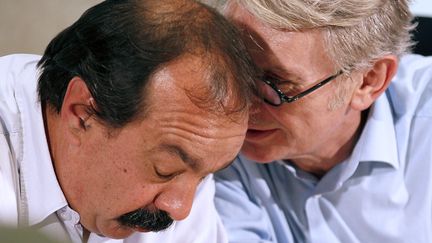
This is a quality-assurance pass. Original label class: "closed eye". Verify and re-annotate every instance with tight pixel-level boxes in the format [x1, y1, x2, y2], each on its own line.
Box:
[154, 166, 178, 181]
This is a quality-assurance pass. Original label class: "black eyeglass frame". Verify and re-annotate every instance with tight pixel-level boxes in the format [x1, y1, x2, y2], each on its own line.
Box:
[261, 70, 344, 106]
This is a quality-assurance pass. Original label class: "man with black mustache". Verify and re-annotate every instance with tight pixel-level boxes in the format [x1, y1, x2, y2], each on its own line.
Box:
[0, 0, 257, 242]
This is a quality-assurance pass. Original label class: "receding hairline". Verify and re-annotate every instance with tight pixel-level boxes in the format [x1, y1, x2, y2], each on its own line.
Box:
[134, 0, 256, 117]
[139, 52, 249, 121]
[136, 0, 222, 29]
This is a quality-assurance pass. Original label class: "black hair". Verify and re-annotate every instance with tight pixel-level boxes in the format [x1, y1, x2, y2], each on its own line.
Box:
[37, 0, 257, 128]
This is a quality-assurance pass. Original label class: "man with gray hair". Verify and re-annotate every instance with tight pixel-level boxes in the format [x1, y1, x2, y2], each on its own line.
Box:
[205, 0, 432, 242]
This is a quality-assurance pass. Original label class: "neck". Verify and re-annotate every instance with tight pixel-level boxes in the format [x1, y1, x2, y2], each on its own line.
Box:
[290, 109, 369, 178]
[83, 228, 91, 242]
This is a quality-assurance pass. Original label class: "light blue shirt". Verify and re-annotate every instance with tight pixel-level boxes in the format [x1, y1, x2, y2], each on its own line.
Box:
[214, 54, 432, 243]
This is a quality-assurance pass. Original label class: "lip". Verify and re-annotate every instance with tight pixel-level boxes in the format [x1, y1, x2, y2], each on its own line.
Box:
[246, 128, 278, 141]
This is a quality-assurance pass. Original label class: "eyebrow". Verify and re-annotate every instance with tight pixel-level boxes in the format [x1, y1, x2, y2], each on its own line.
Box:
[271, 65, 303, 80]
[160, 144, 201, 171]
[159, 143, 237, 173]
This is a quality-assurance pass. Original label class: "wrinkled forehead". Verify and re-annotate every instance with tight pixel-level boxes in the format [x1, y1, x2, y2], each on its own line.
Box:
[144, 54, 248, 128]
[223, 2, 332, 77]
[223, 1, 266, 25]
[144, 68, 248, 171]
[223, 2, 278, 53]
[147, 54, 247, 116]
[127, 54, 249, 173]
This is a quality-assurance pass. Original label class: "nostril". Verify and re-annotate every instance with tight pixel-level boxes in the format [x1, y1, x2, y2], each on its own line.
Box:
[155, 195, 193, 221]
[169, 202, 192, 221]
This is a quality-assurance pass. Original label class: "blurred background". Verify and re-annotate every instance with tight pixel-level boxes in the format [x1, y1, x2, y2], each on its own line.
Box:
[0, 0, 431, 56]
[0, 0, 102, 56]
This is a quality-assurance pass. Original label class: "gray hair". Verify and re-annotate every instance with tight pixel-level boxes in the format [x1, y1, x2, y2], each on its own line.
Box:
[204, 0, 416, 72]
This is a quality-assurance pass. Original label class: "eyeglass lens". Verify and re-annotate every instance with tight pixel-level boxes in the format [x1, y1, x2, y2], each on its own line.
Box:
[258, 80, 282, 105]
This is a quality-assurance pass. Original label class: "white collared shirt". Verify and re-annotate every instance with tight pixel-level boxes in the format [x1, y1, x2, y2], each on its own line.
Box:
[0, 54, 228, 243]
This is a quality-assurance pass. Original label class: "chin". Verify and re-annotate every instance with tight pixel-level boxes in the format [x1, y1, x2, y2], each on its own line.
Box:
[241, 144, 276, 163]
[241, 140, 293, 163]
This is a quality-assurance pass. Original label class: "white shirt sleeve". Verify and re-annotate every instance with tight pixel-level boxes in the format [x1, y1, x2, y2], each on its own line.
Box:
[0, 127, 20, 226]
[214, 160, 277, 243]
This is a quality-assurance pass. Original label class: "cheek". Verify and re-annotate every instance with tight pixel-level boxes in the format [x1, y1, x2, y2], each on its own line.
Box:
[102, 181, 162, 221]
[267, 105, 324, 140]
[264, 105, 298, 127]
[249, 104, 280, 126]
[92, 157, 158, 210]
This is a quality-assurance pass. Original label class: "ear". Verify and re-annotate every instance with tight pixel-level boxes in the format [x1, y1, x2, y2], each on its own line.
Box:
[350, 55, 398, 111]
[60, 77, 96, 145]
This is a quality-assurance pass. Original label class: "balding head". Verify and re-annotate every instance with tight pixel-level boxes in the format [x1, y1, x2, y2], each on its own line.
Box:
[38, 0, 257, 128]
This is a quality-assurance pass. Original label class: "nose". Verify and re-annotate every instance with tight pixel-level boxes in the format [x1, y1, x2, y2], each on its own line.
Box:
[154, 179, 197, 221]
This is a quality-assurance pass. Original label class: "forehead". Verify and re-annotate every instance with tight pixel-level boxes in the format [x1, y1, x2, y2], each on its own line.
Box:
[225, 2, 333, 77]
[143, 53, 248, 149]
[149, 54, 208, 92]
[146, 54, 225, 118]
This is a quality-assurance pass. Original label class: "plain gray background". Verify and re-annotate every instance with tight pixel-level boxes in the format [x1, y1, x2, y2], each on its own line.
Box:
[0, 0, 431, 56]
[0, 0, 102, 56]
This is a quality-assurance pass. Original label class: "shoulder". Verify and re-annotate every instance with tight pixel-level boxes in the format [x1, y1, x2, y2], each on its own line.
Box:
[0, 54, 41, 101]
[214, 155, 283, 208]
[387, 55, 432, 171]
[0, 54, 41, 135]
[387, 54, 432, 117]
[0, 54, 41, 71]
[215, 156, 266, 196]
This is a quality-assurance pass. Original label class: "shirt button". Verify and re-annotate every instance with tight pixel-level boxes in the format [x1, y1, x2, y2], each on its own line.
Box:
[59, 211, 72, 221]
[75, 224, 83, 232]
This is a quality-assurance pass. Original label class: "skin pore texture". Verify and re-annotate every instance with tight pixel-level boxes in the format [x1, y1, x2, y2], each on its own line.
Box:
[226, 2, 397, 177]
[44, 54, 248, 239]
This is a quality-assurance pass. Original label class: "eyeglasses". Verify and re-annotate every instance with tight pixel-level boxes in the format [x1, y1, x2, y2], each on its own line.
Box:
[259, 70, 343, 106]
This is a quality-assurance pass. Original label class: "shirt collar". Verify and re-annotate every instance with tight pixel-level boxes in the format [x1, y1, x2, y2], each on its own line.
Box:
[276, 92, 399, 190]
[313, 93, 400, 191]
[16, 56, 68, 226]
[352, 92, 399, 169]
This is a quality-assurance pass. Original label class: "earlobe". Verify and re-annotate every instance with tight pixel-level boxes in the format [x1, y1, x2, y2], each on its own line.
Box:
[350, 55, 398, 111]
[60, 77, 96, 144]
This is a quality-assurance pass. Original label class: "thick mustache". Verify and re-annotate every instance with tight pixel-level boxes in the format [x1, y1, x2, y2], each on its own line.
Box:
[117, 208, 174, 232]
